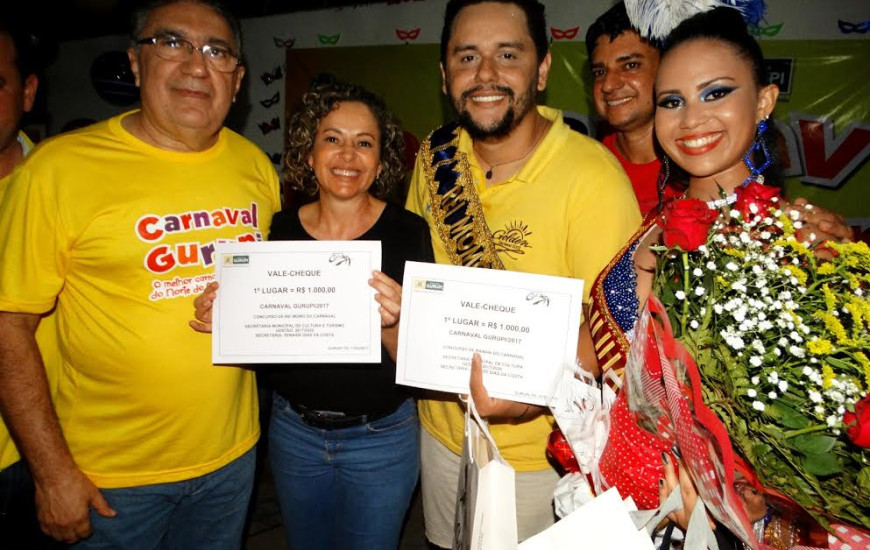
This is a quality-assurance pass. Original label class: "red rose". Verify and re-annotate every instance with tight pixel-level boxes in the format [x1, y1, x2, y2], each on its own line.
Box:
[734, 181, 780, 221]
[844, 395, 870, 448]
[658, 198, 717, 251]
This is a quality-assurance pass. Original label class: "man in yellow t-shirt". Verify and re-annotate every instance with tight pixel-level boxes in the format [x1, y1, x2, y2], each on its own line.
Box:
[405, 0, 641, 546]
[0, 2, 280, 547]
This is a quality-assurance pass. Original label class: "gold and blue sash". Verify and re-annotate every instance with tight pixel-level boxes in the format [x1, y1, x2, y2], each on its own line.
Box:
[420, 123, 505, 270]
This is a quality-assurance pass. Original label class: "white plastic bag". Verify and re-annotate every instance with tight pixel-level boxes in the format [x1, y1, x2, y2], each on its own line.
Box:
[548, 362, 619, 516]
[453, 397, 518, 550]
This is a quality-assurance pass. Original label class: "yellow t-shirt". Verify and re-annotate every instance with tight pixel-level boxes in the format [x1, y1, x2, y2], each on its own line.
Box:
[0, 131, 63, 472]
[0, 113, 281, 487]
[406, 106, 641, 471]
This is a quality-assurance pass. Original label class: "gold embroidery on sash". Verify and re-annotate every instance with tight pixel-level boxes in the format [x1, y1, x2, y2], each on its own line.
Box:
[420, 128, 505, 270]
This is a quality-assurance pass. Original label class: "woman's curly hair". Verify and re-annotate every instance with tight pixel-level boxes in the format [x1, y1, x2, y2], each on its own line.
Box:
[284, 76, 405, 199]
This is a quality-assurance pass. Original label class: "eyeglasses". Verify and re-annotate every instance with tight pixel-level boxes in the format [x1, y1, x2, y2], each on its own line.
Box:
[136, 34, 241, 73]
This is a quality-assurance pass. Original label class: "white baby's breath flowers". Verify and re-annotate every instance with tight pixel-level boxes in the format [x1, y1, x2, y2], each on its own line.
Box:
[693, 268, 704, 276]
[753, 401, 766, 411]
[675, 290, 686, 300]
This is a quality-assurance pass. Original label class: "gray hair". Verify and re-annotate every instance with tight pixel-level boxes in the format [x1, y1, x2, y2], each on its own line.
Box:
[130, 0, 243, 57]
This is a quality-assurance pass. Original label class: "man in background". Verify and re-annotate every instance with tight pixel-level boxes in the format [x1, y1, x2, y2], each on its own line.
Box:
[586, 0, 854, 243]
[585, 2, 679, 215]
[0, 16, 55, 549]
[0, 20, 38, 186]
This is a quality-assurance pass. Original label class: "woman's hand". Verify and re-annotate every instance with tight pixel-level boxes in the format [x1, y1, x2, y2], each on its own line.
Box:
[659, 451, 715, 532]
[467, 353, 543, 421]
[369, 271, 402, 328]
[189, 282, 219, 333]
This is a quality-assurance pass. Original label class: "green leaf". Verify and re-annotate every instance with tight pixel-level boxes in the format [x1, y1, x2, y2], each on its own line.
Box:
[768, 401, 811, 430]
[790, 435, 836, 454]
[858, 467, 870, 494]
[801, 452, 843, 476]
[826, 356, 854, 370]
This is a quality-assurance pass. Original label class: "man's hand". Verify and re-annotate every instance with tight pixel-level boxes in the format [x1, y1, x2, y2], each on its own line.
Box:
[35, 467, 116, 543]
[468, 353, 543, 420]
[785, 198, 854, 260]
[189, 281, 219, 333]
[0, 311, 115, 543]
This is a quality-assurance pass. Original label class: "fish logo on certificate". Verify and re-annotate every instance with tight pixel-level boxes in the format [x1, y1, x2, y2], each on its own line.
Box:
[329, 253, 351, 267]
[526, 292, 550, 307]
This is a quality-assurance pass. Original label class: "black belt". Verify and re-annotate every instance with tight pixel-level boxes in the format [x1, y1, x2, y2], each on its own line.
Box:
[290, 403, 390, 430]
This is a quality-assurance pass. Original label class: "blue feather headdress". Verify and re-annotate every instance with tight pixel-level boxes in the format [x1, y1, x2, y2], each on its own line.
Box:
[624, 0, 767, 40]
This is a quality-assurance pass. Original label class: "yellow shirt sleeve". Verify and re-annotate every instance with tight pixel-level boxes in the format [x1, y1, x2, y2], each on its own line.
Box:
[0, 164, 67, 314]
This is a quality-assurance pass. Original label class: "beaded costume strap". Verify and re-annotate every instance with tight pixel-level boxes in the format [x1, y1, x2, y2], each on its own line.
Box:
[589, 213, 661, 378]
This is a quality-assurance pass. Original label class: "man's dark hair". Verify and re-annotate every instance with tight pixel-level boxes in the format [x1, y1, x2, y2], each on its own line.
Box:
[130, 0, 243, 57]
[0, 19, 40, 79]
[584, 1, 656, 59]
[440, 0, 548, 65]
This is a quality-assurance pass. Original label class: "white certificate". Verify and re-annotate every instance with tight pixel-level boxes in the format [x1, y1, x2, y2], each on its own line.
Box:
[213, 240, 381, 364]
[396, 261, 584, 406]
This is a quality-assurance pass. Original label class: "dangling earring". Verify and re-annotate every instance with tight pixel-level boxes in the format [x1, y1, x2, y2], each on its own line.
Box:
[657, 155, 671, 213]
[742, 117, 772, 186]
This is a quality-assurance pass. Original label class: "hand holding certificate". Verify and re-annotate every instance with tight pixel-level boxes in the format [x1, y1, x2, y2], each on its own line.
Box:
[212, 240, 381, 363]
[395, 262, 585, 406]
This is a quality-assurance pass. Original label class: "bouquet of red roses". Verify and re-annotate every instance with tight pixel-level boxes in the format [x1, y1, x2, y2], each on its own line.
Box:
[653, 182, 870, 531]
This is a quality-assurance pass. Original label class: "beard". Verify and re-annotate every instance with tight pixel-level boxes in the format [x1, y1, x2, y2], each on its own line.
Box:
[448, 74, 539, 141]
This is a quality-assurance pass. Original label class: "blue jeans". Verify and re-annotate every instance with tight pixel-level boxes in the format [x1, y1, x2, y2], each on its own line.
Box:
[269, 393, 420, 550]
[75, 446, 256, 550]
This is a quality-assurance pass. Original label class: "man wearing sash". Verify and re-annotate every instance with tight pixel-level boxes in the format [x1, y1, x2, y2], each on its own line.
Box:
[405, 0, 641, 545]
